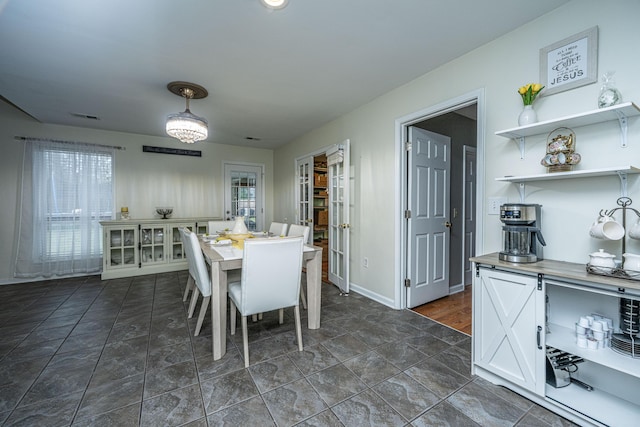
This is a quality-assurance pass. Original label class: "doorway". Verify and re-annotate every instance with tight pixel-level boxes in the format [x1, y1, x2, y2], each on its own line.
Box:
[398, 91, 483, 312]
[295, 141, 351, 291]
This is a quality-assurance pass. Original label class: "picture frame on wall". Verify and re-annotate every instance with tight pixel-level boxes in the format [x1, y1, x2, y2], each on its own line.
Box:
[539, 26, 598, 96]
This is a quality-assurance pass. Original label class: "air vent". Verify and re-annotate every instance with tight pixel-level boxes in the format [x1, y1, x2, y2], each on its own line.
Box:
[245, 136, 261, 141]
[70, 112, 100, 120]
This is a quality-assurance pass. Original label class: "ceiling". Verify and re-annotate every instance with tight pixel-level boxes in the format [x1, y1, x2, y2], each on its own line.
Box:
[0, 0, 568, 149]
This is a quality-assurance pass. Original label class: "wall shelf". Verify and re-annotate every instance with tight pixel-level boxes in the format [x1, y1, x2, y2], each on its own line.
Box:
[496, 166, 640, 202]
[496, 102, 640, 159]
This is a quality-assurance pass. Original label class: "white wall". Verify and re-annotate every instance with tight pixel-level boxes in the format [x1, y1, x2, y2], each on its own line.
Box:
[273, 0, 640, 304]
[0, 102, 274, 283]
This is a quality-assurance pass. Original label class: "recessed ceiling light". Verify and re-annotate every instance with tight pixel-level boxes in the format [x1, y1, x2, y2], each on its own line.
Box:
[260, 0, 289, 10]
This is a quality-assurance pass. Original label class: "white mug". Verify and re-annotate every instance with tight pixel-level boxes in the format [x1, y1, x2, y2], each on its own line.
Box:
[628, 219, 640, 240]
[589, 215, 625, 240]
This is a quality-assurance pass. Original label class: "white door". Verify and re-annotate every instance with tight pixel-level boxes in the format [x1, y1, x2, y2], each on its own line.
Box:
[327, 141, 350, 294]
[223, 163, 264, 231]
[406, 127, 451, 307]
[296, 156, 313, 230]
[463, 146, 477, 287]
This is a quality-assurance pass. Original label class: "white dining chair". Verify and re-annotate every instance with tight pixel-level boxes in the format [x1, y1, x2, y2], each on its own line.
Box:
[208, 220, 236, 234]
[268, 222, 289, 236]
[179, 227, 195, 302]
[287, 224, 311, 309]
[182, 227, 212, 336]
[228, 236, 305, 367]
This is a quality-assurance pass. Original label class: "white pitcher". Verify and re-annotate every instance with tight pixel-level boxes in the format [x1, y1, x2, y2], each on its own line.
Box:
[231, 216, 249, 235]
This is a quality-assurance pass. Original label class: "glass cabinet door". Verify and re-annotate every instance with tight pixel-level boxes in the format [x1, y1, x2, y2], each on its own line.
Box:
[108, 227, 137, 267]
[140, 226, 165, 264]
[170, 223, 195, 262]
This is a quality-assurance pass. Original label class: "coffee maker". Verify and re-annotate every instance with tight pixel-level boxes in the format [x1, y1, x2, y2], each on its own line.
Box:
[499, 203, 546, 263]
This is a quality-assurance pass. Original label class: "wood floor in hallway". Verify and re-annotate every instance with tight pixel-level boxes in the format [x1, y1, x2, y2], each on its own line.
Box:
[412, 285, 472, 335]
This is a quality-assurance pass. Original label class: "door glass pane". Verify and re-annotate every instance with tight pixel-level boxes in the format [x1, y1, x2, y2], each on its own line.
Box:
[230, 171, 257, 231]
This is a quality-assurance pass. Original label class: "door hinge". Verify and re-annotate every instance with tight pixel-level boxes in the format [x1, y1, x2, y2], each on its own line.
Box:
[405, 141, 412, 151]
[537, 273, 543, 290]
[475, 264, 480, 277]
[404, 210, 411, 219]
[404, 278, 411, 287]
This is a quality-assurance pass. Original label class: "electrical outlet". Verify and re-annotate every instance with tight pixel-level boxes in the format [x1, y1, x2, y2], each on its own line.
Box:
[363, 257, 369, 268]
[488, 197, 508, 215]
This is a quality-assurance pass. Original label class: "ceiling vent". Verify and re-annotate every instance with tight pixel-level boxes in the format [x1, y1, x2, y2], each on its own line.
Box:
[70, 112, 100, 120]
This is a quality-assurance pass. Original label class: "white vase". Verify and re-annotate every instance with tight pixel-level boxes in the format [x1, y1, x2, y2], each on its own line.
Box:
[231, 216, 248, 234]
[518, 105, 537, 126]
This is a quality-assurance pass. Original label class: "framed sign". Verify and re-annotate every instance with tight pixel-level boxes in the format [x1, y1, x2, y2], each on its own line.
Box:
[539, 26, 598, 96]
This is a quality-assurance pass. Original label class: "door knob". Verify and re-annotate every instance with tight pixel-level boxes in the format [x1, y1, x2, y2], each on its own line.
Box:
[445, 221, 452, 228]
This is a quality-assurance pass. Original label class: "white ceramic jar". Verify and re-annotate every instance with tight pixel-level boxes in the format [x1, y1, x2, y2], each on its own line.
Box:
[589, 249, 616, 272]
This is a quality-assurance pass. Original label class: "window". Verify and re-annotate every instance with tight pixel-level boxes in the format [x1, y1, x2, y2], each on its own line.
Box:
[15, 139, 115, 278]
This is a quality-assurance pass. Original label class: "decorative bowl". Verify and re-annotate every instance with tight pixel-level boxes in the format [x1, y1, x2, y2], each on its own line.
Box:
[156, 207, 173, 219]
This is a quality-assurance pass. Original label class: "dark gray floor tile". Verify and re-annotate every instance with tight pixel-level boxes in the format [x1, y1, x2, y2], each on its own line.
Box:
[287, 344, 340, 376]
[147, 341, 194, 371]
[72, 402, 141, 427]
[307, 364, 367, 407]
[76, 373, 144, 420]
[248, 355, 304, 393]
[405, 358, 470, 398]
[374, 340, 428, 370]
[321, 334, 369, 361]
[20, 351, 100, 405]
[207, 395, 275, 426]
[343, 350, 401, 386]
[296, 409, 344, 427]
[431, 344, 472, 378]
[331, 389, 406, 426]
[405, 333, 451, 357]
[195, 347, 245, 381]
[411, 401, 480, 427]
[0, 383, 29, 413]
[262, 378, 328, 426]
[446, 381, 526, 426]
[57, 330, 110, 354]
[372, 372, 440, 421]
[472, 377, 535, 411]
[427, 323, 468, 345]
[140, 383, 204, 427]
[143, 360, 198, 399]
[7, 337, 64, 360]
[524, 405, 581, 427]
[200, 369, 259, 414]
[516, 412, 553, 427]
[4, 390, 83, 427]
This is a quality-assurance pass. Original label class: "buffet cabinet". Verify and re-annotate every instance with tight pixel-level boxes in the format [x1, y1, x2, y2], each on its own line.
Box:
[100, 218, 218, 279]
[472, 255, 640, 427]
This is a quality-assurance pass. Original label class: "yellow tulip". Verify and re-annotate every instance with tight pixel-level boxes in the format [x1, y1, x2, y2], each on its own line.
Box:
[532, 83, 543, 92]
[518, 86, 527, 95]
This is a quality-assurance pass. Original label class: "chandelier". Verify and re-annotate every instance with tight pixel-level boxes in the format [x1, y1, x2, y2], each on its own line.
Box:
[166, 81, 208, 143]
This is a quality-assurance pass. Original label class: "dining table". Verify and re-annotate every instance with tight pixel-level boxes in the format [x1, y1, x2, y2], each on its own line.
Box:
[199, 234, 323, 360]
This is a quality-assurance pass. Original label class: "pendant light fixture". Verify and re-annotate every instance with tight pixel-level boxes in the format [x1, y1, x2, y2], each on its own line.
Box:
[166, 81, 208, 143]
[260, 0, 289, 10]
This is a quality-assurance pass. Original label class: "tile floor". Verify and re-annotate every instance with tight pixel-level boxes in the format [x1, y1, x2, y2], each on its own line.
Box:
[0, 272, 578, 426]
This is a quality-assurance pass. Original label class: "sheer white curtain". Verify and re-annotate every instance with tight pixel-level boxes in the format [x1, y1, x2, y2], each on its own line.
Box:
[14, 139, 115, 278]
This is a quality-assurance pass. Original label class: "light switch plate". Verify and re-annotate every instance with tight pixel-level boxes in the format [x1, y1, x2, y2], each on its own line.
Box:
[488, 197, 508, 215]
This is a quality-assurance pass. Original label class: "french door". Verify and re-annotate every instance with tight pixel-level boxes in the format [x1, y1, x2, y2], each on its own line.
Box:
[223, 163, 264, 231]
[327, 141, 350, 294]
[296, 156, 313, 233]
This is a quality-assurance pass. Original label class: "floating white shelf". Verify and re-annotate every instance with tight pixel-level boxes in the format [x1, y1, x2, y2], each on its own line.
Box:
[496, 165, 640, 183]
[496, 166, 640, 202]
[497, 102, 640, 139]
[495, 102, 640, 158]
